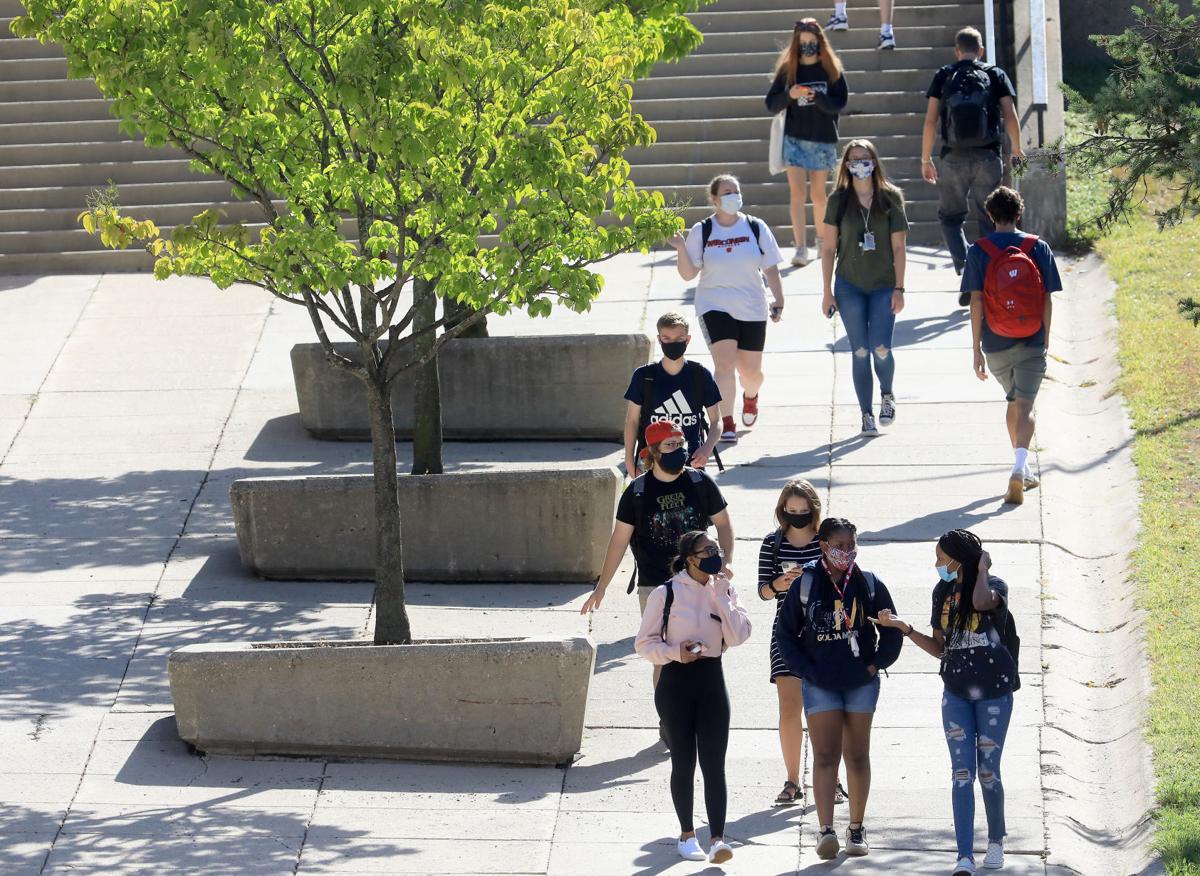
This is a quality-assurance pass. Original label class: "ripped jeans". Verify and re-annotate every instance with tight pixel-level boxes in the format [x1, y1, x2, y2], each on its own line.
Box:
[834, 277, 896, 414]
[942, 691, 1013, 859]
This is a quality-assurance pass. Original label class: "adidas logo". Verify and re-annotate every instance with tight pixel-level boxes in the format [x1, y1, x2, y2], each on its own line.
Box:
[650, 390, 700, 428]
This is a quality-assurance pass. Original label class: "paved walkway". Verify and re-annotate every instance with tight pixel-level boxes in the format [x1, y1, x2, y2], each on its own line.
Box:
[0, 249, 1073, 873]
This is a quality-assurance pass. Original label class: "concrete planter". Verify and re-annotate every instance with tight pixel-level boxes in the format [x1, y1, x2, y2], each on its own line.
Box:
[169, 636, 595, 765]
[291, 334, 652, 441]
[231, 467, 621, 581]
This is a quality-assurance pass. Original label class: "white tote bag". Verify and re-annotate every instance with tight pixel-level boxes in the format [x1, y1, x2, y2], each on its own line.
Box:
[768, 111, 786, 176]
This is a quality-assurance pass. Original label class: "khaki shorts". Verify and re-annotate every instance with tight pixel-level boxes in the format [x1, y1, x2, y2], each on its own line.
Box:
[986, 343, 1047, 402]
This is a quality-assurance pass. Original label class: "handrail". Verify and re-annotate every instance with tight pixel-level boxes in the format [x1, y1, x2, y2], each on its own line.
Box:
[983, 0, 997, 67]
[1029, 0, 1049, 110]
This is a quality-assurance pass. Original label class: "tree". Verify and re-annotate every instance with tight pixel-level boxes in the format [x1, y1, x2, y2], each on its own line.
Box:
[15, 0, 700, 643]
[1054, 0, 1200, 231]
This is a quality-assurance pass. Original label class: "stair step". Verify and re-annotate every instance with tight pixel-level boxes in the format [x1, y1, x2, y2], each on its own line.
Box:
[0, 97, 113, 123]
[0, 178, 236, 209]
[694, 25, 959, 54]
[0, 37, 62, 60]
[0, 76, 99, 101]
[0, 139, 187, 166]
[648, 112, 921, 143]
[0, 202, 270, 250]
[0, 159, 202, 189]
[688, 5, 968, 33]
[708, 0, 961, 9]
[627, 133, 920, 164]
[0, 118, 129, 145]
[0, 248, 157, 272]
[656, 46, 945, 77]
[636, 92, 926, 122]
[634, 68, 932, 99]
[0, 55, 67, 80]
[629, 156, 925, 186]
[644, 181, 940, 210]
[0, 195, 267, 233]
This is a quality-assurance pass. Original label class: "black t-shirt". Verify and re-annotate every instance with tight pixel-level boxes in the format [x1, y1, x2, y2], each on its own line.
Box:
[925, 60, 1017, 156]
[931, 575, 1017, 700]
[615, 468, 727, 587]
[624, 361, 722, 454]
[764, 66, 849, 144]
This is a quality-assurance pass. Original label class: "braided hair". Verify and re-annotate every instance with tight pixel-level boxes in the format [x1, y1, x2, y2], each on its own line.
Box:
[670, 530, 711, 575]
[938, 528, 984, 636]
[817, 517, 857, 543]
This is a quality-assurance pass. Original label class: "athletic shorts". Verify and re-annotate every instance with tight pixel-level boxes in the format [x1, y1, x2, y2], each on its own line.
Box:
[986, 343, 1047, 402]
[802, 675, 881, 715]
[700, 310, 767, 352]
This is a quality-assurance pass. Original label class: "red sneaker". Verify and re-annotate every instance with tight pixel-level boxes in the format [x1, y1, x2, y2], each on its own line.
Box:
[720, 415, 737, 443]
[742, 394, 759, 427]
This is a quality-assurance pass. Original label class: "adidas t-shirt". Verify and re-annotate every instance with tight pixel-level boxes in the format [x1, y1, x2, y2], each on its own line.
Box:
[684, 213, 783, 322]
[961, 231, 1062, 353]
[624, 361, 722, 454]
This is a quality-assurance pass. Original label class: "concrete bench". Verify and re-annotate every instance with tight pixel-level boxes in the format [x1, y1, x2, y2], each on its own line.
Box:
[170, 636, 595, 765]
[291, 334, 652, 441]
[231, 467, 621, 581]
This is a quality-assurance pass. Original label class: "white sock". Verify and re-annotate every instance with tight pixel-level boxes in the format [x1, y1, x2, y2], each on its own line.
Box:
[1013, 447, 1029, 476]
[881, 23, 894, 36]
[835, 2, 847, 16]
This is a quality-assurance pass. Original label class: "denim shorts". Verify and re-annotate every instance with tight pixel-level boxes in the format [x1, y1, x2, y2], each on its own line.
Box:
[784, 136, 838, 172]
[802, 675, 881, 715]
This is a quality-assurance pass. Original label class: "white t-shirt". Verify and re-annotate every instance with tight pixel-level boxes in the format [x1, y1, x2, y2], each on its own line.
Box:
[684, 214, 783, 322]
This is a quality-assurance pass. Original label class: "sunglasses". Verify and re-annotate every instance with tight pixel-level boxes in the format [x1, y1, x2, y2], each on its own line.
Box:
[691, 546, 725, 559]
[794, 19, 820, 34]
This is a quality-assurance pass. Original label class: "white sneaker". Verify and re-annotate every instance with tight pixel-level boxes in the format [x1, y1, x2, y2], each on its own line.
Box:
[815, 827, 840, 860]
[708, 839, 734, 864]
[1022, 472, 1040, 491]
[982, 842, 1004, 869]
[677, 836, 706, 861]
[791, 246, 812, 267]
[878, 32, 896, 49]
[953, 856, 977, 875]
[826, 12, 849, 31]
[879, 394, 896, 426]
[845, 824, 869, 856]
[861, 412, 879, 436]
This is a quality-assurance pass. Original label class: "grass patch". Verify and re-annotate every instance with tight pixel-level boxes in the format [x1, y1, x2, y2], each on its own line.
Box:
[1096, 205, 1200, 873]
[1061, 110, 1115, 253]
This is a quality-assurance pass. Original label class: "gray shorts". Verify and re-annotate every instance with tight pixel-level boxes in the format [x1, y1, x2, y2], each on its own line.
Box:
[986, 343, 1047, 402]
[637, 585, 655, 615]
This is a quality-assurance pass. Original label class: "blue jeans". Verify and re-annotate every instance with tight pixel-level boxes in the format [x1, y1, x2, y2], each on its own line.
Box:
[937, 149, 1004, 269]
[942, 691, 1013, 858]
[834, 277, 896, 414]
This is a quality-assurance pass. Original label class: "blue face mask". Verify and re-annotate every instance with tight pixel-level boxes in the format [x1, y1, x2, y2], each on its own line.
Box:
[936, 562, 958, 582]
[697, 554, 724, 575]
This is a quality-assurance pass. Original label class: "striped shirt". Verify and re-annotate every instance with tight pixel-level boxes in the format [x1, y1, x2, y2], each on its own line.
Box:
[758, 530, 822, 680]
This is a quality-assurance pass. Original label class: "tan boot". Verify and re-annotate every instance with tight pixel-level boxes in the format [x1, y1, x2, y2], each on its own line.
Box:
[1004, 476, 1024, 505]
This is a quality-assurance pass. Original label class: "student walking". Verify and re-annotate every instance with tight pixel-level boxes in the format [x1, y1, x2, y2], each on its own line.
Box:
[757, 479, 823, 807]
[623, 311, 722, 476]
[776, 518, 903, 860]
[826, 0, 896, 49]
[765, 18, 848, 268]
[962, 186, 1061, 505]
[635, 530, 753, 864]
[821, 140, 908, 437]
[921, 26, 1024, 281]
[874, 529, 1018, 875]
[669, 174, 785, 444]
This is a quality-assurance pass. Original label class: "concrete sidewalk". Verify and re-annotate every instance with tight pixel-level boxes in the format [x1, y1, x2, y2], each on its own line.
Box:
[0, 249, 1084, 873]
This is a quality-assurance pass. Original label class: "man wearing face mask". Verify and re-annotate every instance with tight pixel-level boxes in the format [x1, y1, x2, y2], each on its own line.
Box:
[623, 312, 723, 476]
[581, 420, 733, 643]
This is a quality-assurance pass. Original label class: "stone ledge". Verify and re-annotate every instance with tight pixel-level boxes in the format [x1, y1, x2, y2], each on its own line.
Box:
[169, 636, 596, 765]
[231, 467, 622, 582]
[291, 334, 652, 441]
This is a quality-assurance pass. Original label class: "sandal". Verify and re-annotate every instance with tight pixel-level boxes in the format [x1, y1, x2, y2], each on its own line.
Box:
[774, 780, 801, 807]
[835, 781, 849, 805]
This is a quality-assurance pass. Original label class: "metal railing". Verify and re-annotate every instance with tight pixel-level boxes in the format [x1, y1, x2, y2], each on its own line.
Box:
[984, 0, 1051, 146]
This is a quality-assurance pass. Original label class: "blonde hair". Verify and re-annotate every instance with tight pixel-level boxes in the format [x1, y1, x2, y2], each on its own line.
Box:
[833, 139, 903, 216]
[772, 18, 843, 86]
[774, 479, 823, 530]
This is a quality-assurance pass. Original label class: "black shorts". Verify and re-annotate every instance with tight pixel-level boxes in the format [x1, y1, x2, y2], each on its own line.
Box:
[700, 310, 767, 352]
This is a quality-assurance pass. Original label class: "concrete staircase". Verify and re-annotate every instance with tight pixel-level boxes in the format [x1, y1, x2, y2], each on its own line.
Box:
[0, 0, 961, 273]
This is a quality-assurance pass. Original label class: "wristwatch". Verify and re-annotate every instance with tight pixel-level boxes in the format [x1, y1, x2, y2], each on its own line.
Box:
[894, 286, 905, 293]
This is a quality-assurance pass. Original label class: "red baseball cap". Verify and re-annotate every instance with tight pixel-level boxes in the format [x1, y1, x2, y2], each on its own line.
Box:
[644, 420, 684, 446]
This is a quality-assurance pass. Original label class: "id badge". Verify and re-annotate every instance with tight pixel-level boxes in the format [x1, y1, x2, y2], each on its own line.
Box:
[861, 231, 877, 252]
[848, 629, 861, 658]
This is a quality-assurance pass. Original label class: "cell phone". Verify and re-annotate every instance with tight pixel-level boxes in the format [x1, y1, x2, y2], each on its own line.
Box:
[826, 305, 836, 319]
[780, 561, 799, 572]
[688, 643, 703, 655]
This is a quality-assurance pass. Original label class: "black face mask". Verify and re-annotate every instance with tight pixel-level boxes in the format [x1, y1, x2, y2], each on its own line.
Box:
[657, 447, 687, 473]
[799, 42, 820, 57]
[783, 510, 813, 529]
[697, 554, 723, 575]
[660, 340, 688, 361]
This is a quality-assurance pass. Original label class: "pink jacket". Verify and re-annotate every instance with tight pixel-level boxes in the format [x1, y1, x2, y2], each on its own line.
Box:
[634, 570, 753, 665]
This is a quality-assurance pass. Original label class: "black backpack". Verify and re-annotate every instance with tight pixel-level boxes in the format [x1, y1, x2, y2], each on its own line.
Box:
[635, 361, 724, 472]
[940, 61, 1001, 149]
[999, 606, 1022, 692]
[624, 469, 709, 594]
[700, 215, 765, 254]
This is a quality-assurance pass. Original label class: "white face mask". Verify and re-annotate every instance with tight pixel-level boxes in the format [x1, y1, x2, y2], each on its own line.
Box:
[848, 160, 875, 180]
[717, 192, 743, 214]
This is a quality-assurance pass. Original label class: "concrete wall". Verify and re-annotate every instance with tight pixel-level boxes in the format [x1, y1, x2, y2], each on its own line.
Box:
[1060, 0, 1195, 65]
[292, 334, 652, 441]
[170, 636, 596, 765]
[231, 468, 622, 582]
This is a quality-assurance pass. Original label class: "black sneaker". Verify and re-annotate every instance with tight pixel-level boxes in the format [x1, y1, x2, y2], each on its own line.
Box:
[845, 823, 869, 856]
[958, 290, 971, 308]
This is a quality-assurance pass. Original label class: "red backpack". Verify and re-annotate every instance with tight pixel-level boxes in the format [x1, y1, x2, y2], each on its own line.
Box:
[978, 236, 1045, 338]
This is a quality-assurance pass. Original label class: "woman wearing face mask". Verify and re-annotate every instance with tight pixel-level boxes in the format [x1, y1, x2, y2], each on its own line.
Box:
[776, 517, 903, 860]
[821, 139, 908, 437]
[668, 174, 785, 445]
[765, 18, 848, 268]
[636, 529, 753, 864]
[873, 529, 1016, 875]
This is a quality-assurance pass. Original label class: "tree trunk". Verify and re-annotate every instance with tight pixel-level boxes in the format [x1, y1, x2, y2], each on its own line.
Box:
[443, 293, 489, 338]
[412, 277, 444, 475]
[366, 376, 412, 645]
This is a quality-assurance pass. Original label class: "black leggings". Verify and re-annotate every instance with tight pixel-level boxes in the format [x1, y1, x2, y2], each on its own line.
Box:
[654, 657, 731, 837]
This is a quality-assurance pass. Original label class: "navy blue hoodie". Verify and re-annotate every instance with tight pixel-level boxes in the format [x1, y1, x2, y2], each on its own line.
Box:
[776, 560, 903, 691]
